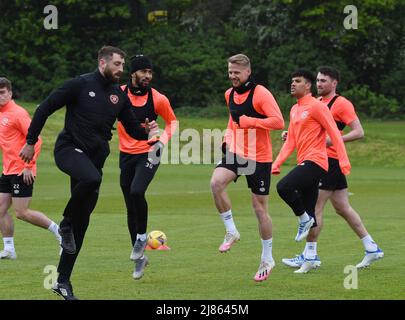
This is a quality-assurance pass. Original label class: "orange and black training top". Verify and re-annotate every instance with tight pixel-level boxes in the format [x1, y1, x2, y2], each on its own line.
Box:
[0, 100, 42, 176]
[273, 94, 350, 175]
[118, 86, 177, 154]
[223, 84, 284, 162]
[319, 95, 358, 160]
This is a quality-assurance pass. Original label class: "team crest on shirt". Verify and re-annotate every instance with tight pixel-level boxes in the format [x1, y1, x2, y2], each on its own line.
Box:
[1, 117, 9, 126]
[301, 111, 309, 119]
[110, 94, 119, 104]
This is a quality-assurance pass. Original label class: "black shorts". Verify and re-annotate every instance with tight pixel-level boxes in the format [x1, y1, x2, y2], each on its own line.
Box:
[319, 157, 348, 191]
[119, 152, 160, 192]
[216, 152, 271, 195]
[0, 174, 34, 198]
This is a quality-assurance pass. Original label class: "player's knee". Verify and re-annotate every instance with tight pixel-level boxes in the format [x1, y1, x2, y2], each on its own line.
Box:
[130, 188, 145, 199]
[0, 206, 13, 220]
[253, 205, 268, 220]
[83, 175, 102, 190]
[210, 178, 225, 193]
[276, 180, 291, 198]
[0, 207, 9, 217]
[334, 203, 351, 216]
[15, 208, 29, 221]
[0, 200, 11, 214]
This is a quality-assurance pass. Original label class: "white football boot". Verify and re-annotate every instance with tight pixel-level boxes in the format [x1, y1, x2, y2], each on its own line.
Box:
[282, 254, 305, 268]
[356, 248, 384, 269]
[294, 256, 322, 274]
[0, 250, 17, 260]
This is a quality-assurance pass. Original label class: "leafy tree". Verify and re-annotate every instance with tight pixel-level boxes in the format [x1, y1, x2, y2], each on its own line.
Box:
[125, 24, 228, 108]
[1, 0, 403, 118]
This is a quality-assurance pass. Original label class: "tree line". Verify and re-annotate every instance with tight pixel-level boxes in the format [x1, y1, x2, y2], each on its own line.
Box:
[1, 0, 404, 119]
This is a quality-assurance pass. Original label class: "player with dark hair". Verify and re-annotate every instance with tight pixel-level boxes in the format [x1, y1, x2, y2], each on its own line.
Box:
[19, 46, 158, 300]
[118, 54, 177, 280]
[0, 77, 61, 260]
[272, 69, 350, 274]
[282, 66, 383, 272]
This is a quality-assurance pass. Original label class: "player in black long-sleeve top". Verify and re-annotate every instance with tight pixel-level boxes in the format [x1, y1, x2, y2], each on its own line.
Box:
[19, 46, 159, 300]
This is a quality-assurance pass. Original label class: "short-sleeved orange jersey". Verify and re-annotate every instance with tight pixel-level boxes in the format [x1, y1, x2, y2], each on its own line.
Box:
[223, 85, 284, 162]
[118, 87, 177, 154]
[319, 95, 358, 160]
[0, 100, 42, 175]
[273, 94, 350, 175]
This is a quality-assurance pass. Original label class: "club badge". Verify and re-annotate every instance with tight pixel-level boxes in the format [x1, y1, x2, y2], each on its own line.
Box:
[110, 94, 119, 104]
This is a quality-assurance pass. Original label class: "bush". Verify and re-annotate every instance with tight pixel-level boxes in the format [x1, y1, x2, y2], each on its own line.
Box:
[341, 86, 401, 119]
[271, 91, 295, 118]
[125, 25, 229, 109]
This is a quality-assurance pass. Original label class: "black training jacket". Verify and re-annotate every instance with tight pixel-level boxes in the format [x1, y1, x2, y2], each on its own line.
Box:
[26, 70, 148, 158]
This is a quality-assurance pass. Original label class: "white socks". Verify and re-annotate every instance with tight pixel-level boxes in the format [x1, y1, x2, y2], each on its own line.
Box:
[299, 212, 310, 223]
[48, 221, 61, 242]
[361, 234, 378, 252]
[48, 221, 59, 235]
[300, 236, 378, 260]
[261, 238, 273, 263]
[220, 210, 237, 233]
[303, 242, 317, 260]
[137, 233, 147, 241]
[3, 237, 15, 253]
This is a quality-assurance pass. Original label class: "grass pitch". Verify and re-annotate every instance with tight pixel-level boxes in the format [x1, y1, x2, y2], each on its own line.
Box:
[0, 102, 404, 300]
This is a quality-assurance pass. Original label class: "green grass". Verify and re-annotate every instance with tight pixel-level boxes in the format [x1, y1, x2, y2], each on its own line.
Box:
[0, 101, 404, 299]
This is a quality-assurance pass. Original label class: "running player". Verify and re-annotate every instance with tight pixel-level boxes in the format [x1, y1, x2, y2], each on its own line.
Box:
[210, 54, 284, 282]
[282, 66, 384, 273]
[0, 77, 61, 260]
[118, 54, 177, 280]
[19, 47, 158, 300]
[272, 69, 350, 274]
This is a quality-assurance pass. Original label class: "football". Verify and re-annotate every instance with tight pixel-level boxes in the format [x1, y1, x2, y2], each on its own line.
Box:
[147, 230, 167, 249]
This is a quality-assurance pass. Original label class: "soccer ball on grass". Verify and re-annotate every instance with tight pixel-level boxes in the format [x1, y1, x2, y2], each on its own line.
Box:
[147, 230, 167, 249]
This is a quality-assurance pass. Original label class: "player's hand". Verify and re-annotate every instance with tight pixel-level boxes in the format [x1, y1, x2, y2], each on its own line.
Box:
[239, 115, 255, 129]
[18, 168, 35, 185]
[271, 162, 281, 175]
[326, 136, 333, 147]
[19, 143, 35, 163]
[145, 118, 159, 137]
[271, 167, 281, 175]
[340, 161, 351, 176]
[281, 130, 288, 142]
